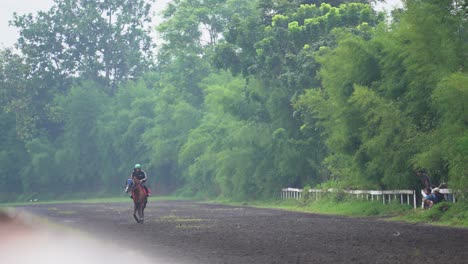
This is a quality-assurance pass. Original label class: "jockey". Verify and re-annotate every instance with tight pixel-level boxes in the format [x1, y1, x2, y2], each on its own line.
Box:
[131, 164, 151, 196]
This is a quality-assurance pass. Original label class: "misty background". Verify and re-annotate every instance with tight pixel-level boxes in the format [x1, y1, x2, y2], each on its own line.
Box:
[0, 0, 466, 203]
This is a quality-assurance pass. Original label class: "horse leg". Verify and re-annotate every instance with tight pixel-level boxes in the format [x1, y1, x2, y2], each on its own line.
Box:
[142, 200, 147, 222]
[133, 203, 140, 223]
[138, 202, 144, 223]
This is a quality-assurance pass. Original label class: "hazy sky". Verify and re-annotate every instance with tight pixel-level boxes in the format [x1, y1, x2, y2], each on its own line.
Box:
[1, 0, 54, 48]
[375, 0, 403, 12]
[0, 0, 172, 48]
[0, 0, 402, 49]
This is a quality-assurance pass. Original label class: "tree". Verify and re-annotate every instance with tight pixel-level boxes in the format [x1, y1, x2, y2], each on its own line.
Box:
[0, 111, 28, 201]
[96, 77, 156, 192]
[142, 79, 202, 193]
[11, 0, 155, 94]
[54, 81, 108, 192]
[0, 49, 50, 140]
[294, 0, 467, 190]
[424, 73, 468, 188]
[178, 73, 275, 199]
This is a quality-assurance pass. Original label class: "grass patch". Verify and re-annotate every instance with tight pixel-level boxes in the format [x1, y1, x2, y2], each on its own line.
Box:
[216, 197, 468, 227]
[263, 200, 409, 217]
[215, 197, 413, 218]
[56, 210, 77, 215]
[158, 214, 203, 223]
[393, 202, 468, 227]
[0, 195, 188, 207]
[175, 224, 205, 229]
[158, 214, 208, 229]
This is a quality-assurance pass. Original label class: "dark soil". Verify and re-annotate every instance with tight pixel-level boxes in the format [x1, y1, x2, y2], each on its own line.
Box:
[14, 201, 468, 264]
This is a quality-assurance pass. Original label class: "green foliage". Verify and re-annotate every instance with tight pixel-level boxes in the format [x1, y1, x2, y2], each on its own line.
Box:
[21, 137, 57, 195]
[295, 0, 467, 191]
[423, 73, 468, 188]
[97, 77, 158, 191]
[2, 0, 467, 203]
[398, 201, 468, 227]
[0, 49, 49, 140]
[11, 0, 155, 93]
[142, 83, 202, 193]
[178, 73, 275, 200]
[247, 197, 413, 217]
[54, 82, 108, 191]
[0, 111, 28, 201]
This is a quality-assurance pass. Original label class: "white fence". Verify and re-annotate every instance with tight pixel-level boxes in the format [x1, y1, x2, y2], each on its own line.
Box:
[434, 189, 456, 203]
[281, 188, 417, 208]
[419, 189, 457, 208]
[281, 188, 458, 209]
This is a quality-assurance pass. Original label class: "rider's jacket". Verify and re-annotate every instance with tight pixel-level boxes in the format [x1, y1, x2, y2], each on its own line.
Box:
[132, 169, 147, 182]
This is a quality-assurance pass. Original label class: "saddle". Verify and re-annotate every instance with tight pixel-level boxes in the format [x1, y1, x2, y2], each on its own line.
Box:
[132, 185, 151, 197]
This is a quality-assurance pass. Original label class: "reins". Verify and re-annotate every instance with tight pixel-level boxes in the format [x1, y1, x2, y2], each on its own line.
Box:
[131, 178, 145, 201]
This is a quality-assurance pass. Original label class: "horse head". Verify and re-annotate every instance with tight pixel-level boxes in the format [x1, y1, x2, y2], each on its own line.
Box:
[125, 177, 143, 193]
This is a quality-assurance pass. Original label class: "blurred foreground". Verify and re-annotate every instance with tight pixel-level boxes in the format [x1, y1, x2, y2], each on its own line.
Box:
[0, 209, 162, 264]
[3, 201, 467, 264]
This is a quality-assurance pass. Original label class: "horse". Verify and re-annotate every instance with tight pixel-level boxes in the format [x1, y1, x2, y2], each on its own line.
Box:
[125, 177, 147, 223]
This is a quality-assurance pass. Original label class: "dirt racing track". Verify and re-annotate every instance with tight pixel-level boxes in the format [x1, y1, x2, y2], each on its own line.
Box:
[2, 201, 468, 264]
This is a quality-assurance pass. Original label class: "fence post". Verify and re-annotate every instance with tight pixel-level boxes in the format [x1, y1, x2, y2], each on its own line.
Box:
[281, 188, 420, 208]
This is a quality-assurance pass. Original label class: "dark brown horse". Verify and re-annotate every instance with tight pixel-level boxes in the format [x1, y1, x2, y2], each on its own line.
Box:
[125, 177, 147, 223]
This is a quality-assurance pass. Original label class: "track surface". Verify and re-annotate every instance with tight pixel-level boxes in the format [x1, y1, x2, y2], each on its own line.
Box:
[15, 201, 468, 263]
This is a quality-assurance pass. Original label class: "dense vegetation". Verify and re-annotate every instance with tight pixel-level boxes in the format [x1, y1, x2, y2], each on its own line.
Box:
[0, 0, 466, 202]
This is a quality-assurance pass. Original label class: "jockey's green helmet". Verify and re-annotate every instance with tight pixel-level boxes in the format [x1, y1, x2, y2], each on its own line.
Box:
[134, 164, 141, 169]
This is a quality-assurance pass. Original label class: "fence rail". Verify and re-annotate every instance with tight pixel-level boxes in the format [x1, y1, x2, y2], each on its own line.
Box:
[435, 189, 456, 202]
[281, 188, 458, 209]
[281, 188, 418, 208]
[419, 189, 456, 208]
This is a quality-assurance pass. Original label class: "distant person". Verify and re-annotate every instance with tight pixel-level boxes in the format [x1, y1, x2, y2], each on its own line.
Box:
[423, 187, 445, 209]
[416, 169, 432, 194]
[130, 164, 151, 197]
[421, 188, 431, 209]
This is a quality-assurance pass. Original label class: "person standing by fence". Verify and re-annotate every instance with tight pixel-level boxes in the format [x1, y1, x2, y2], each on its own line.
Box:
[416, 169, 432, 194]
[416, 169, 433, 208]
